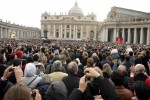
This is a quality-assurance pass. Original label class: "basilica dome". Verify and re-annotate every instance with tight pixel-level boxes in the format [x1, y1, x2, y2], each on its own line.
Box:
[68, 2, 83, 16]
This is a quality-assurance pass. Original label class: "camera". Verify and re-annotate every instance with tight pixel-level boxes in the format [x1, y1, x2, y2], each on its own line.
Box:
[9, 67, 17, 72]
[31, 92, 36, 98]
[85, 75, 91, 81]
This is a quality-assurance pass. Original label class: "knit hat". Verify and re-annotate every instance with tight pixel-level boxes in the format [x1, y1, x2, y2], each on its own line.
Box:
[145, 77, 150, 86]
[24, 63, 36, 77]
[45, 81, 68, 100]
[54, 50, 59, 55]
[16, 51, 23, 59]
[111, 49, 118, 54]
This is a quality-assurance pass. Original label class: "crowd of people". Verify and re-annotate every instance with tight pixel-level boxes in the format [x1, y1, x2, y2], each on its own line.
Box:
[0, 38, 150, 100]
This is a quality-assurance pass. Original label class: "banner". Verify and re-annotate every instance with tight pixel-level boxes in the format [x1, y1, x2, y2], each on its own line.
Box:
[116, 37, 123, 44]
[10, 33, 16, 38]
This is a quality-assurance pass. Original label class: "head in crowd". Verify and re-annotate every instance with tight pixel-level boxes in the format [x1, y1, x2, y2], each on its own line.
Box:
[53, 60, 64, 72]
[102, 53, 107, 60]
[102, 63, 113, 76]
[67, 61, 78, 75]
[125, 55, 130, 61]
[66, 57, 72, 65]
[106, 56, 112, 61]
[86, 57, 94, 68]
[82, 51, 88, 57]
[4, 84, 32, 100]
[54, 49, 59, 55]
[39, 54, 47, 65]
[111, 71, 125, 86]
[117, 65, 128, 76]
[92, 55, 99, 67]
[129, 51, 134, 56]
[135, 57, 142, 65]
[24, 63, 36, 77]
[40, 74, 52, 84]
[33, 54, 39, 62]
[60, 54, 67, 64]
[134, 81, 150, 100]
[16, 51, 23, 59]
[27, 55, 33, 63]
[52, 55, 60, 63]
[135, 64, 145, 74]
[41, 47, 45, 53]
[146, 50, 149, 56]
[13, 58, 21, 67]
[45, 81, 67, 100]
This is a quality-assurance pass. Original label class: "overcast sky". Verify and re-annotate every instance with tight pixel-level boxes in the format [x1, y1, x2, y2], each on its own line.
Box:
[0, 0, 150, 28]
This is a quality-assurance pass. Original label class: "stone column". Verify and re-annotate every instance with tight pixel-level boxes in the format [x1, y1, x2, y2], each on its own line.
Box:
[94, 25, 97, 41]
[113, 28, 117, 42]
[0, 27, 2, 38]
[147, 28, 150, 45]
[86, 25, 89, 39]
[59, 25, 61, 39]
[81, 25, 83, 39]
[18, 31, 20, 38]
[64, 25, 66, 39]
[73, 25, 75, 39]
[29, 32, 30, 38]
[53, 25, 55, 38]
[6, 28, 9, 38]
[25, 32, 27, 38]
[105, 28, 108, 42]
[8, 29, 12, 38]
[133, 28, 137, 44]
[60, 24, 62, 38]
[140, 28, 144, 44]
[75, 25, 77, 39]
[127, 28, 131, 43]
[70, 25, 72, 39]
[122, 28, 125, 43]
[22, 31, 24, 38]
[4, 28, 6, 38]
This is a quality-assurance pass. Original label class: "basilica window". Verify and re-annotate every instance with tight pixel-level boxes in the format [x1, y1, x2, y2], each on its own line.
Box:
[56, 32, 59, 38]
[45, 16, 47, 19]
[91, 17, 94, 20]
[90, 31, 94, 38]
[67, 32, 69, 38]
[71, 34, 73, 38]
[67, 25, 70, 28]
[77, 32, 80, 38]
[56, 16, 59, 19]
[62, 34, 64, 38]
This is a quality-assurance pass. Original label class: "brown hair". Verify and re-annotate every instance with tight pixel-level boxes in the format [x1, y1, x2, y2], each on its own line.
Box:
[4, 84, 32, 100]
[82, 51, 88, 57]
[102, 63, 112, 76]
[86, 58, 94, 68]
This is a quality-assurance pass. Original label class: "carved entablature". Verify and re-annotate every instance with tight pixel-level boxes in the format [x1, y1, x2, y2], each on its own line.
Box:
[62, 17, 73, 21]
[106, 6, 150, 22]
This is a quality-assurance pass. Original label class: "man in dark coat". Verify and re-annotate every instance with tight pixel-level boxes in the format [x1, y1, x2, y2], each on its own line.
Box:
[62, 61, 80, 96]
[68, 68, 119, 100]
[134, 64, 149, 82]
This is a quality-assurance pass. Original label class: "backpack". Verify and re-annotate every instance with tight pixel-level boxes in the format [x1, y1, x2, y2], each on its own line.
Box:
[45, 64, 53, 74]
